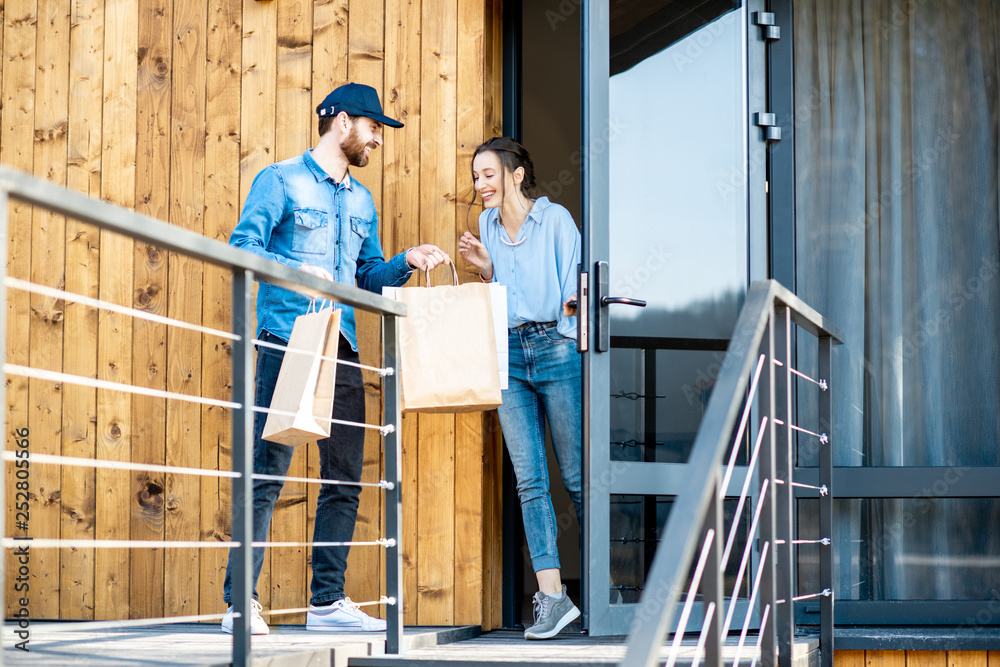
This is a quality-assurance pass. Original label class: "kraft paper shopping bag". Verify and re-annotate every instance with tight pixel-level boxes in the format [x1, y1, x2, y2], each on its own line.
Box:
[384, 264, 503, 413]
[261, 306, 342, 446]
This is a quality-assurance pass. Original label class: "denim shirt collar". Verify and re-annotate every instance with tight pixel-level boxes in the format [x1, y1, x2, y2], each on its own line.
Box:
[303, 148, 353, 190]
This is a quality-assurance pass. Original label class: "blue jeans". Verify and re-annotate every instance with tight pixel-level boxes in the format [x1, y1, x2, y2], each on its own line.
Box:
[498, 322, 583, 573]
[223, 329, 366, 607]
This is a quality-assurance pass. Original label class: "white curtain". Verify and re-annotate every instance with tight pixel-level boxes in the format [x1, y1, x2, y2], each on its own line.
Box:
[794, 0, 1000, 601]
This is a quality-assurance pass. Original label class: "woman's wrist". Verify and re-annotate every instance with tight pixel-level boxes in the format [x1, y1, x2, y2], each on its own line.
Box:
[478, 263, 494, 282]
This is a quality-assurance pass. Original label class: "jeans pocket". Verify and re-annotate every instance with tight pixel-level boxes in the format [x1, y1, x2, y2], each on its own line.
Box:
[539, 324, 572, 343]
[292, 208, 330, 255]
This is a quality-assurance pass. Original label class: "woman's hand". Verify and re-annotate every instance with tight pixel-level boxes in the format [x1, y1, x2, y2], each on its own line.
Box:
[563, 293, 578, 317]
[459, 231, 494, 280]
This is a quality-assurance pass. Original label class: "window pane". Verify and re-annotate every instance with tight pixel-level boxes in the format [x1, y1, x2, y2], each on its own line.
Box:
[792, 0, 1000, 468]
[799, 499, 1000, 601]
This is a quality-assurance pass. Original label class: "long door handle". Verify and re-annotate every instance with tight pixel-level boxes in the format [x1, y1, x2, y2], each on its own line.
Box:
[601, 296, 646, 307]
[593, 261, 647, 352]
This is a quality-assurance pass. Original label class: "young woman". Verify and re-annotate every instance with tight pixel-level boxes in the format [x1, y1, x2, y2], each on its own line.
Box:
[459, 137, 582, 640]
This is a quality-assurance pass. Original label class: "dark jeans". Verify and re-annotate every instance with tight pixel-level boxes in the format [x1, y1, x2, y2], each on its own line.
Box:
[223, 329, 366, 607]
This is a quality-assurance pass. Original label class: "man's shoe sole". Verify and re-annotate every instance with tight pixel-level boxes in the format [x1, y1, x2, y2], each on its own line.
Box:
[220, 625, 269, 636]
[306, 624, 385, 633]
[524, 605, 581, 640]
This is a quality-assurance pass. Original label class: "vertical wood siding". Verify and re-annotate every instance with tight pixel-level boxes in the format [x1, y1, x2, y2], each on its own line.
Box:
[2, 0, 503, 628]
[836, 651, 1000, 667]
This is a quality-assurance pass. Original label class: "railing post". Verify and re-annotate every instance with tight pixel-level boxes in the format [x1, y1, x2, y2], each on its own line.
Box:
[701, 471, 724, 667]
[759, 309, 779, 667]
[231, 268, 255, 667]
[383, 314, 404, 654]
[774, 306, 795, 667]
[818, 336, 834, 667]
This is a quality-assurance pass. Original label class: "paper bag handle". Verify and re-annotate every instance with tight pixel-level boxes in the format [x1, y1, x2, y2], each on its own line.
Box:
[307, 298, 332, 313]
[424, 262, 460, 287]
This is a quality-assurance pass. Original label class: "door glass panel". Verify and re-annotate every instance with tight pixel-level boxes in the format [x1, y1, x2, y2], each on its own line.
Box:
[610, 495, 752, 604]
[605, 0, 751, 609]
[609, 3, 748, 340]
[611, 348, 745, 464]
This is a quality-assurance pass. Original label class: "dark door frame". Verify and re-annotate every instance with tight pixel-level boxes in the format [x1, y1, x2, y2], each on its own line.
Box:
[500, 0, 524, 630]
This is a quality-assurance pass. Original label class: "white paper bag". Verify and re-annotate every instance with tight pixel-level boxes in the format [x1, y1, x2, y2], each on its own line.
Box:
[487, 282, 508, 390]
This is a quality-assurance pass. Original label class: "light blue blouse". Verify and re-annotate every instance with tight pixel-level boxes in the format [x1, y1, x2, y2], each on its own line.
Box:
[479, 196, 581, 339]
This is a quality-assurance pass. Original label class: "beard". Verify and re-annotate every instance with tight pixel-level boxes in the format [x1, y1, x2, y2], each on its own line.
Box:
[343, 125, 376, 167]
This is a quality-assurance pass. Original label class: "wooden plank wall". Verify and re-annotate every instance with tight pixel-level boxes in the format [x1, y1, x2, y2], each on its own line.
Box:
[2, 0, 504, 629]
[836, 651, 1000, 667]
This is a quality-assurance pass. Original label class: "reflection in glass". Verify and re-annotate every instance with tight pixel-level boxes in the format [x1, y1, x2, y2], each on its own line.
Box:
[610, 495, 750, 605]
[610, 348, 747, 465]
[604, 0, 752, 615]
[799, 499, 1000, 601]
[608, 5, 747, 340]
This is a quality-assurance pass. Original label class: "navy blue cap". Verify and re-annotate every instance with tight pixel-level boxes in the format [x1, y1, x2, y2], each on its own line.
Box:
[316, 83, 403, 128]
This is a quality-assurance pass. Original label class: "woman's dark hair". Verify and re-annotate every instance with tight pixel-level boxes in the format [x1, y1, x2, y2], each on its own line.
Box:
[472, 136, 539, 202]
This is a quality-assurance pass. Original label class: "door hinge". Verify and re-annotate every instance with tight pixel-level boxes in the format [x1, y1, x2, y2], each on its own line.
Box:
[754, 112, 781, 142]
[753, 12, 781, 41]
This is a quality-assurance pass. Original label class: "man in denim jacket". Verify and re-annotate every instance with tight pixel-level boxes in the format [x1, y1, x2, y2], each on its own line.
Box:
[222, 83, 449, 635]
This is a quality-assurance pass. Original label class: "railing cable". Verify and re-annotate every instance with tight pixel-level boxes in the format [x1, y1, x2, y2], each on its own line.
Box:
[690, 600, 716, 667]
[1, 538, 395, 550]
[264, 596, 396, 618]
[4, 613, 230, 635]
[5, 364, 239, 409]
[251, 405, 394, 435]
[252, 473, 392, 490]
[4, 277, 240, 341]
[748, 604, 772, 667]
[722, 479, 770, 635]
[253, 337, 393, 376]
[664, 528, 716, 667]
[720, 417, 768, 565]
[733, 541, 770, 667]
[719, 354, 766, 498]
[1, 451, 240, 479]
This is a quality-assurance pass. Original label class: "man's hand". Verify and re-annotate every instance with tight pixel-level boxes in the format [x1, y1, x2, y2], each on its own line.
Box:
[458, 232, 494, 280]
[300, 264, 334, 281]
[406, 244, 451, 271]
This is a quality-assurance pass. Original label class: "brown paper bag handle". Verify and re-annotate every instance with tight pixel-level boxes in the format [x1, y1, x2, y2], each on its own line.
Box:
[424, 262, 460, 287]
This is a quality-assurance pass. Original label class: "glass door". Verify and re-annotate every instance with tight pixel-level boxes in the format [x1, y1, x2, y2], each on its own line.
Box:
[581, 0, 768, 636]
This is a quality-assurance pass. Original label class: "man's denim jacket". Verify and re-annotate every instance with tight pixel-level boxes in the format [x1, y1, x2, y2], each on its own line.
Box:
[230, 149, 413, 350]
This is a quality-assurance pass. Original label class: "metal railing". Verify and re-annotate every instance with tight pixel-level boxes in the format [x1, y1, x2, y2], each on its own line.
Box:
[621, 279, 843, 667]
[0, 165, 407, 666]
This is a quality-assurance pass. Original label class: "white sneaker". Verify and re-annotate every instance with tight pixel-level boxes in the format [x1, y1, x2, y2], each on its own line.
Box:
[306, 598, 387, 632]
[221, 599, 270, 635]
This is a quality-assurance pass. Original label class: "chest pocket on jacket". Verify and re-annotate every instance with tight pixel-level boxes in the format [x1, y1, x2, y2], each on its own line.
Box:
[291, 208, 329, 255]
[345, 215, 372, 259]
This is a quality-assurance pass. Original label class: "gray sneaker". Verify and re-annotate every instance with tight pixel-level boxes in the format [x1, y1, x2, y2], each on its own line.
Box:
[524, 586, 581, 639]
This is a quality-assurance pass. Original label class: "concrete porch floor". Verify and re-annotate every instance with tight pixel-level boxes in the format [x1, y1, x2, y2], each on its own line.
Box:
[352, 628, 820, 667]
[1, 623, 478, 666]
[2, 623, 820, 667]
